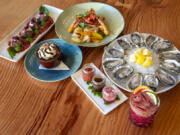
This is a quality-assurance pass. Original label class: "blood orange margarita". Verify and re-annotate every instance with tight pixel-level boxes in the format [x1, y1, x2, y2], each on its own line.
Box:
[130, 86, 160, 127]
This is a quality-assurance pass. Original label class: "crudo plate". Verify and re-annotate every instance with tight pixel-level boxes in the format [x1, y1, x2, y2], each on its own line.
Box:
[24, 39, 82, 82]
[55, 2, 125, 47]
[0, 4, 63, 62]
[102, 33, 180, 94]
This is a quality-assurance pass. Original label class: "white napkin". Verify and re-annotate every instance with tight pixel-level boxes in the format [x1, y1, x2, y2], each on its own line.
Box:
[39, 61, 70, 70]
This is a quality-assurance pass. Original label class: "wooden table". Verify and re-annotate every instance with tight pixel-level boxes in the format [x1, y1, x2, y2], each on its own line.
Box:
[0, 0, 180, 134]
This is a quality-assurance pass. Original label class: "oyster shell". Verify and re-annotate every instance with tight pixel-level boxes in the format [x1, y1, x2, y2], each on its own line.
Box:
[152, 40, 173, 52]
[103, 58, 125, 71]
[160, 51, 180, 62]
[104, 46, 124, 58]
[160, 59, 180, 74]
[127, 73, 143, 91]
[113, 65, 134, 79]
[117, 38, 132, 50]
[146, 35, 158, 48]
[130, 32, 144, 47]
[156, 68, 176, 86]
[144, 74, 159, 91]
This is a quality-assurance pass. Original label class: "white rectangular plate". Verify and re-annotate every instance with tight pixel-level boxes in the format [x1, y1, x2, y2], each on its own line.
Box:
[39, 61, 69, 70]
[71, 63, 128, 115]
[0, 4, 63, 62]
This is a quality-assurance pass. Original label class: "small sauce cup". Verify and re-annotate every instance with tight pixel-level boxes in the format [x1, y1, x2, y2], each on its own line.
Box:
[82, 64, 95, 82]
[92, 75, 105, 92]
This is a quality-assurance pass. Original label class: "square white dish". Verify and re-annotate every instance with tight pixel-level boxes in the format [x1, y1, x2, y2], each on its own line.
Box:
[39, 61, 70, 70]
[71, 63, 128, 115]
[0, 4, 63, 62]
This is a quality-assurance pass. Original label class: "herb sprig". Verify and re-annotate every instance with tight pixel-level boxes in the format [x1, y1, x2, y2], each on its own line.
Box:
[86, 82, 120, 105]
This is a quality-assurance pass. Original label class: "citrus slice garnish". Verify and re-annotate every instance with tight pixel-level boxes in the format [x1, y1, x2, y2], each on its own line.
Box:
[133, 85, 152, 94]
[146, 91, 159, 105]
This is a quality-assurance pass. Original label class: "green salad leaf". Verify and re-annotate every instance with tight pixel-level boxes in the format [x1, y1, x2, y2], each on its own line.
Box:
[8, 47, 16, 58]
[39, 6, 49, 16]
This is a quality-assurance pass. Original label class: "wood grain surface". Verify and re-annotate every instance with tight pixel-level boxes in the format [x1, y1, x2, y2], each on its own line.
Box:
[0, 0, 180, 135]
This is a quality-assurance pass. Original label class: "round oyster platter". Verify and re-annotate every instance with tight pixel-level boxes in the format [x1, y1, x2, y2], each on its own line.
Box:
[102, 32, 180, 94]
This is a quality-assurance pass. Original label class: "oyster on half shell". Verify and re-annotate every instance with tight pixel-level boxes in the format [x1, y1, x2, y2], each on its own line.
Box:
[156, 68, 176, 86]
[117, 38, 132, 50]
[113, 65, 134, 79]
[160, 51, 180, 62]
[127, 73, 143, 91]
[160, 59, 180, 74]
[130, 32, 144, 47]
[144, 74, 159, 91]
[103, 58, 125, 71]
[152, 40, 173, 52]
[104, 46, 124, 58]
[145, 35, 158, 48]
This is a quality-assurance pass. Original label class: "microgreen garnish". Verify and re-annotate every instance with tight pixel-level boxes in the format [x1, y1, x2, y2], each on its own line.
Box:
[34, 29, 40, 35]
[86, 82, 91, 85]
[40, 21, 46, 26]
[78, 22, 85, 28]
[104, 102, 109, 105]
[77, 14, 84, 18]
[14, 45, 22, 52]
[39, 6, 49, 16]
[26, 37, 34, 43]
[8, 47, 16, 58]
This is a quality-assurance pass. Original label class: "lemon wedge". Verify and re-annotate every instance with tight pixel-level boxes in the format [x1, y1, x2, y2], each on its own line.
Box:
[137, 54, 146, 64]
[143, 48, 151, 56]
[143, 57, 152, 67]
[133, 85, 151, 94]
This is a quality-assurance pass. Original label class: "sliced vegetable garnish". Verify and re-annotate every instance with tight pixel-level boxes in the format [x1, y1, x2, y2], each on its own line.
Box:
[26, 37, 34, 43]
[40, 21, 46, 26]
[8, 47, 16, 58]
[14, 45, 22, 52]
[92, 32, 103, 40]
[34, 29, 40, 35]
[39, 6, 49, 16]
[78, 22, 85, 28]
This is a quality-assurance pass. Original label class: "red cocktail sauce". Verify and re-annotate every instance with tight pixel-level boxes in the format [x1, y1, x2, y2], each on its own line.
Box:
[82, 65, 95, 82]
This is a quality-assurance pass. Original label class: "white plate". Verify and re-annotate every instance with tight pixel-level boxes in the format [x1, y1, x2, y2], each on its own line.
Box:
[71, 63, 128, 115]
[102, 33, 180, 94]
[0, 4, 63, 62]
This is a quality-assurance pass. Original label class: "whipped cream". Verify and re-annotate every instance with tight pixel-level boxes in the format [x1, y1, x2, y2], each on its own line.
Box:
[38, 43, 57, 60]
